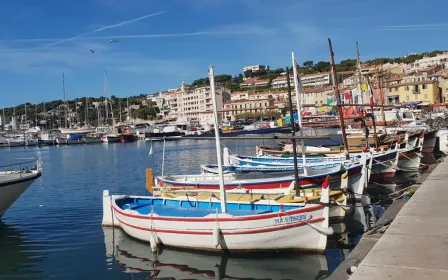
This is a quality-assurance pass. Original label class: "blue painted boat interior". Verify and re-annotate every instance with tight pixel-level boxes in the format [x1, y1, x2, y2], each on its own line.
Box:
[116, 197, 303, 218]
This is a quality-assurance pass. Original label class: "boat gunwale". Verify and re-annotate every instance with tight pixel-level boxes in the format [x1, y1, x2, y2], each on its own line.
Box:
[112, 196, 325, 222]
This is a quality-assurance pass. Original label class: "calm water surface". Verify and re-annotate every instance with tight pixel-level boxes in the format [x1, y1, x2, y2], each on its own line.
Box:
[0, 139, 432, 279]
[0, 140, 333, 279]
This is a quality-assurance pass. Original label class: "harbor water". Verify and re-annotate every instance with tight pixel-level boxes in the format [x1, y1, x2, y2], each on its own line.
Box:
[0, 140, 436, 279]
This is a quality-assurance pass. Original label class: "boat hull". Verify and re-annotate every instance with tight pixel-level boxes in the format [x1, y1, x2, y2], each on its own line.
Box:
[84, 137, 102, 144]
[105, 195, 329, 253]
[119, 134, 136, 143]
[101, 135, 120, 143]
[0, 172, 41, 216]
[369, 150, 398, 179]
[422, 131, 436, 153]
[398, 147, 422, 171]
[157, 165, 363, 192]
[56, 138, 67, 145]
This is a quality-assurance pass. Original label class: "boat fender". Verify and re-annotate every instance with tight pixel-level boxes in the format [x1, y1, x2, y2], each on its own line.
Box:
[280, 204, 284, 212]
[213, 226, 221, 247]
[149, 232, 158, 252]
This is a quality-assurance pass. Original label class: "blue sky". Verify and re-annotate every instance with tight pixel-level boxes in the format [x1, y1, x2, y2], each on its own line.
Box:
[1, 0, 447, 107]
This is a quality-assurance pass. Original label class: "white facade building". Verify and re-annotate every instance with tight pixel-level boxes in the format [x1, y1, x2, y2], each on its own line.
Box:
[158, 83, 230, 124]
[272, 72, 335, 88]
[243, 65, 268, 73]
[411, 52, 448, 70]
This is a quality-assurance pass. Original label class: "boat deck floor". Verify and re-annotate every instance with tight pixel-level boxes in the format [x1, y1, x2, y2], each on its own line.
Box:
[124, 203, 273, 217]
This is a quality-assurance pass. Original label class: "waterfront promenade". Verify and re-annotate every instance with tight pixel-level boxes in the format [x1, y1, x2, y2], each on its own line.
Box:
[351, 159, 448, 279]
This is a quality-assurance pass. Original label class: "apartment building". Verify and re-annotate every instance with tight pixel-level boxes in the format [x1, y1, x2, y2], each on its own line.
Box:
[410, 52, 448, 70]
[161, 83, 230, 123]
[230, 91, 288, 101]
[223, 99, 275, 120]
[239, 78, 269, 89]
[386, 80, 440, 104]
[243, 65, 268, 73]
[272, 72, 337, 89]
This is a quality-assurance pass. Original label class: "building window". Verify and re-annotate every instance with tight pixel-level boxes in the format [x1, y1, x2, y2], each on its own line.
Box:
[422, 84, 428, 89]
[405, 86, 409, 91]
[424, 94, 428, 99]
[414, 85, 419, 93]
[389, 88, 392, 92]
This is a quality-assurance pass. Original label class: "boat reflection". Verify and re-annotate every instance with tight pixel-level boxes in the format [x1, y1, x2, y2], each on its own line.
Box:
[103, 227, 330, 279]
[0, 222, 45, 278]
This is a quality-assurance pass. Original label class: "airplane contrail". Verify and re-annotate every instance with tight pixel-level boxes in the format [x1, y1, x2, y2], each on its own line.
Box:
[381, 23, 448, 28]
[39, 11, 164, 48]
[89, 31, 254, 39]
[0, 30, 252, 44]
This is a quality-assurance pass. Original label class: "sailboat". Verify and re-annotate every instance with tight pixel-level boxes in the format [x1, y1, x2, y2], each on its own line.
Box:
[100, 71, 120, 143]
[102, 66, 334, 252]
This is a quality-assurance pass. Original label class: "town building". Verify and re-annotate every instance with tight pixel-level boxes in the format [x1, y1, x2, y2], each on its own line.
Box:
[160, 83, 230, 124]
[410, 52, 448, 71]
[239, 78, 269, 89]
[271, 72, 337, 89]
[386, 80, 440, 104]
[243, 65, 268, 73]
[222, 99, 276, 121]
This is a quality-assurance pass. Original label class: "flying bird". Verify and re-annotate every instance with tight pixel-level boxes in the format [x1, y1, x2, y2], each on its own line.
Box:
[109, 39, 119, 43]
[90, 49, 96, 53]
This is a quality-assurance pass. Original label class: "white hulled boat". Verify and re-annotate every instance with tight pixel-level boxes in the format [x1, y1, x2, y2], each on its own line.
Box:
[0, 158, 41, 217]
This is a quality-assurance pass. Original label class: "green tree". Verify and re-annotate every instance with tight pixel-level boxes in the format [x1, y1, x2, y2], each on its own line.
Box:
[303, 61, 314, 68]
[313, 61, 331, 72]
[244, 70, 254, 78]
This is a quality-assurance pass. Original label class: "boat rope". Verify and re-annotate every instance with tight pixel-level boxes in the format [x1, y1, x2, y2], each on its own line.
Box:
[399, 152, 430, 168]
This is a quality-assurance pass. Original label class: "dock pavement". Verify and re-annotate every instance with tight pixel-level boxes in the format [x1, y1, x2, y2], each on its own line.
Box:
[349, 158, 448, 279]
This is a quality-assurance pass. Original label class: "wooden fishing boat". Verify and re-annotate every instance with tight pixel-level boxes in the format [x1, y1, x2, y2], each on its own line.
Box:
[155, 162, 363, 192]
[229, 147, 398, 179]
[102, 186, 334, 253]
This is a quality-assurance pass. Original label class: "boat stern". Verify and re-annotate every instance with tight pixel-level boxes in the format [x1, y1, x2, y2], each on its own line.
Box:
[102, 190, 120, 227]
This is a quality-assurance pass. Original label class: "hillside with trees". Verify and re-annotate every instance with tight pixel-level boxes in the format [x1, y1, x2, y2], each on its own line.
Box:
[4, 49, 445, 128]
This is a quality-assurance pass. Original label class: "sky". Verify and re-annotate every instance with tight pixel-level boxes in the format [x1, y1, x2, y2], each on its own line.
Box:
[1, 0, 448, 107]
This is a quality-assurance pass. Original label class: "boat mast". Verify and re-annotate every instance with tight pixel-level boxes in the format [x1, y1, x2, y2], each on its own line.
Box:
[127, 98, 130, 121]
[119, 100, 122, 123]
[35, 104, 38, 127]
[97, 107, 100, 127]
[356, 42, 364, 104]
[104, 70, 109, 126]
[367, 79, 380, 148]
[328, 38, 350, 160]
[62, 73, 67, 128]
[209, 65, 227, 213]
[286, 67, 301, 195]
[376, 66, 386, 122]
[75, 102, 78, 126]
[2, 107, 5, 130]
[85, 93, 89, 127]
[292, 52, 307, 176]
[24, 103, 27, 128]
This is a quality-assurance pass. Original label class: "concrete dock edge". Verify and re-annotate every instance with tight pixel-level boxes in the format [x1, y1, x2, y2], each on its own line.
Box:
[344, 159, 448, 279]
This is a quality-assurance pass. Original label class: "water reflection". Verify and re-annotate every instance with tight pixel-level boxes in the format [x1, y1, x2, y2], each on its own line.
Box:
[103, 228, 330, 280]
[0, 222, 45, 278]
